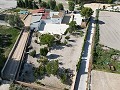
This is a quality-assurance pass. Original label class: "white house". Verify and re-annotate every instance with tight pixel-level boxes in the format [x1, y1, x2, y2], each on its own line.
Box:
[50, 11, 65, 24]
[30, 13, 42, 30]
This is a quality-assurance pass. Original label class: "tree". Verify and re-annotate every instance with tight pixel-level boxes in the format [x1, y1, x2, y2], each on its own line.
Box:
[58, 3, 64, 10]
[108, 0, 112, 3]
[39, 0, 42, 4]
[17, 0, 25, 8]
[14, 14, 24, 28]
[60, 73, 67, 83]
[40, 47, 48, 56]
[28, 0, 33, 9]
[40, 34, 55, 47]
[54, 5, 59, 11]
[46, 60, 59, 75]
[48, 0, 56, 10]
[38, 65, 46, 76]
[25, 0, 29, 8]
[65, 36, 70, 40]
[33, 1, 39, 9]
[40, 1, 47, 8]
[29, 50, 36, 57]
[68, 21, 77, 33]
[6, 14, 24, 28]
[80, 7, 94, 18]
[68, 1, 75, 11]
[39, 56, 49, 65]
[46, 3, 50, 9]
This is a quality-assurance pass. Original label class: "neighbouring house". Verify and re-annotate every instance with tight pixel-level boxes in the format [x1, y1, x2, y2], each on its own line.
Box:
[50, 11, 65, 24]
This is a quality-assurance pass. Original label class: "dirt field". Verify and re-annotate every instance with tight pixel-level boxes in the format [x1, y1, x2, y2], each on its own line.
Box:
[99, 11, 120, 50]
[91, 70, 120, 90]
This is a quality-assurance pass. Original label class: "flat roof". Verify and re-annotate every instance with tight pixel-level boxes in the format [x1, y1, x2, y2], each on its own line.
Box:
[39, 23, 69, 35]
[31, 14, 42, 23]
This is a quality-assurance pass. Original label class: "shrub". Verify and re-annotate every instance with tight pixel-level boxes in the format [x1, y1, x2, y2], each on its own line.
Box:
[65, 36, 70, 40]
[29, 50, 36, 57]
[40, 47, 48, 56]
[64, 28, 69, 35]
[60, 73, 67, 84]
[46, 60, 59, 75]
[40, 34, 55, 47]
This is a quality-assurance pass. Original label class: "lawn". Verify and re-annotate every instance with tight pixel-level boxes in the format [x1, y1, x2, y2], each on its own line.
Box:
[0, 25, 20, 69]
[93, 44, 120, 73]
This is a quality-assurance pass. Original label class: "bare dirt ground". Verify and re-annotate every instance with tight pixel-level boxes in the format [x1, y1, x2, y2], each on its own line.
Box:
[84, 3, 110, 16]
[39, 33, 86, 89]
[99, 11, 120, 50]
[91, 70, 120, 90]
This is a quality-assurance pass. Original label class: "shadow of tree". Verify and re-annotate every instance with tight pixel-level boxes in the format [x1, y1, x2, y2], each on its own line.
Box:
[50, 45, 65, 50]
[47, 54, 60, 59]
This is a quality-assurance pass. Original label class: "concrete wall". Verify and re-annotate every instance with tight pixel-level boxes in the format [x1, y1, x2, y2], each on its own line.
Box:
[30, 20, 42, 31]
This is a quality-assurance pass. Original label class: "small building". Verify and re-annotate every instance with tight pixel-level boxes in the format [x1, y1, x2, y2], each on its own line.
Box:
[30, 13, 42, 30]
[50, 11, 65, 24]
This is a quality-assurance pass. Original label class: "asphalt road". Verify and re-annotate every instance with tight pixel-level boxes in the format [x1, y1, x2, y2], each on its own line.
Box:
[3, 32, 29, 80]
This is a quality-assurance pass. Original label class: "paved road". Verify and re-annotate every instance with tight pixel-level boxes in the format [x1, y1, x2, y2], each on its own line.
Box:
[2, 32, 29, 80]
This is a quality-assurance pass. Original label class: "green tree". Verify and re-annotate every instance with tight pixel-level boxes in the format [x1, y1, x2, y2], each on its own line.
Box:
[39, 0, 42, 4]
[25, 0, 29, 8]
[54, 5, 59, 11]
[68, 21, 77, 33]
[48, 0, 56, 10]
[33, 1, 39, 9]
[38, 65, 46, 76]
[108, 0, 112, 3]
[40, 47, 48, 56]
[68, 1, 75, 11]
[28, 0, 33, 9]
[39, 56, 49, 65]
[58, 3, 64, 10]
[46, 60, 59, 75]
[40, 1, 47, 8]
[21, 0, 25, 8]
[40, 34, 55, 47]
[8, 15, 15, 27]
[60, 73, 67, 83]
[29, 50, 36, 57]
[14, 14, 24, 28]
[81, 7, 94, 18]
[65, 36, 70, 40]
[46, 3, 50, 9]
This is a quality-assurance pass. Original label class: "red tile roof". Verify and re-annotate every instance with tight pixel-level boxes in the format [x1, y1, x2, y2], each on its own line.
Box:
[41, 12, 49, 19]
[32, 8, 45, 13]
